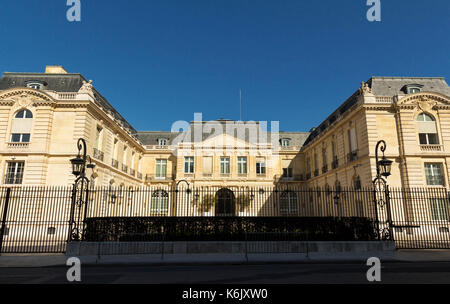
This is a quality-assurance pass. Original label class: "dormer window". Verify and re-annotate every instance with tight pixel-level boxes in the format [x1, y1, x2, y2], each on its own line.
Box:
[404, 84, 424, 94]
[281, 138, 291, 147]
[158, 138, 167, 146]
[26, 82, 44, 90]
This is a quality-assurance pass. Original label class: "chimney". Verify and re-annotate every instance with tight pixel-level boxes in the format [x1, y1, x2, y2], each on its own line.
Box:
[45, 65, 68, 74]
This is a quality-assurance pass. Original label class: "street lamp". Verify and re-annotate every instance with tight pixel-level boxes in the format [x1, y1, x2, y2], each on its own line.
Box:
[68, 138, 95, 242]
[373, 139, 394, 241]
[374, 140, 392, 182]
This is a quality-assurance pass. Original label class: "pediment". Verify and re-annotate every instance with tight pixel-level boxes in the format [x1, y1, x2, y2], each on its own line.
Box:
[0, 88, 55, 106]
[396, 92, 450, 110]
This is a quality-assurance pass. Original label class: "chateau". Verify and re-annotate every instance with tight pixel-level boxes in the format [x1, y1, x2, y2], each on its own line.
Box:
[1, 66, 450, 190]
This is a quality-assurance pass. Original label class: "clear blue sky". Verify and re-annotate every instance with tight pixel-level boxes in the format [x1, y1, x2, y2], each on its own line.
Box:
[0, 0, 449, 132]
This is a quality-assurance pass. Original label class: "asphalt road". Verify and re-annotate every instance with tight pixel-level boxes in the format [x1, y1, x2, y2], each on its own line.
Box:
[0, 262, 450, 284]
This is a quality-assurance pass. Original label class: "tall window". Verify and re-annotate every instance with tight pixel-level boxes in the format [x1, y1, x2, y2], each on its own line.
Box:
[282, 159, 293, 178]
[256, 157, 266, 175]
[11, 109, 33, 143]
[348, 127, 357, 152]
[150, 190, 169, 214]
[353, 175, 362, 190]
[425, 163, 444, 186]
[237, 157, 247, 174]
[123, 146, 128, 161]
[220, 157, 230, 174]
[184, 157, 194, 174]
[429, 199, 449, 221]
[4, 162, 24, 184]
[280, 191, 298, 215]
[155, 159, 167, 179]
[322, 148, 327, 167]
[95, 126, 103, 150]
[417, 113, 439, 145]
[113, 139, 118, 159]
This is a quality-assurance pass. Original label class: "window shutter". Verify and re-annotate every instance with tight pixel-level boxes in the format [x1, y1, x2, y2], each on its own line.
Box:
[11, 118, 32, 133]
[418, 121, 437, 133]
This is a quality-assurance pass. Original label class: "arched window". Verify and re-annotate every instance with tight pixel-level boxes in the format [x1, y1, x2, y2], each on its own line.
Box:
[151, 190, 169, 214]
[417, 113, 439, 145]
[11, 109, 33, 143]
[280, 191, 298, 215]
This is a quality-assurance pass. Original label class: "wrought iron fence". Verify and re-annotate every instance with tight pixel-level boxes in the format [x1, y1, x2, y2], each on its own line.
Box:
[0, 185, 448, 253]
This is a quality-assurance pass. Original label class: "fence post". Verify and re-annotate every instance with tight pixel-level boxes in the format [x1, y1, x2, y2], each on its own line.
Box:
[0, 188, 12, 255]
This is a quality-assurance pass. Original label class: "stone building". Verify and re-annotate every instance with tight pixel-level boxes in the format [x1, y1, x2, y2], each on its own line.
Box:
[1, 66, 449, 191]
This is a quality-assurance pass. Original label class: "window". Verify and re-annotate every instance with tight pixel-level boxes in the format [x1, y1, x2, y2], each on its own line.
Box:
[4, 162, 24, 184]
[122, 146, 127, 164]
[408, 87, 421, 94]
[429, 199, 449, 221]
[158, 138, 167, 146]
[15, 110, 33, 118]
[353, 175, 362, 190]
[417, 113, 439, 145]
[281, 138, 290, 147]
[184, 157, 194, 174]
[11, 133, 30, 143]
[425, 163, 444, 186]
[155, 159, 167, 179]
[348, 127, 357, 152]
[282, 159, 293, 178]
[280, 191, 298, 215]
[11, 109, 33, 143]
[237, 157, 247, 174]
[220, 157, 230, 174]
[256, 157, 266, 175]
[150, 190, 169, 214]
[27, 83, 42, 90]
[95, 126, 103, 150]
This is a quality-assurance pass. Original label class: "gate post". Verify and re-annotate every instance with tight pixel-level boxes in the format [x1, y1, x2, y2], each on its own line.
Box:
[0, 188, 12, 255]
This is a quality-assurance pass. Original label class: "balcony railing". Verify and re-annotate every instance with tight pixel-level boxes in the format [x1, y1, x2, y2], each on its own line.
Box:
[7, 142, 29, 149]
[314, 169, 319, 177]
[322, 165, 328, 174]
[122, 164, 128, 173]
[137, 172, 142, 179]
[145, 174, 173, 182]
[130, 168, 136, 177]
[111, 159, 119, 169]
[93, 148, 104, 161]
[347, 150, 358, 163]
[420, 144, 443, 152]
[306, 172, 311, 180]
[331, 157, 339, 169]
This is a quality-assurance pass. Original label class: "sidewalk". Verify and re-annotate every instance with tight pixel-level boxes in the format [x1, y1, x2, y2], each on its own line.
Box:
[1, 250, 450, 268]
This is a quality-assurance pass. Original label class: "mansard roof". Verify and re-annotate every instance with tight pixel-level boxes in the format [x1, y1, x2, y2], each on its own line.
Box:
[0, 72, 137, 134]
[368, 77, 450, 96]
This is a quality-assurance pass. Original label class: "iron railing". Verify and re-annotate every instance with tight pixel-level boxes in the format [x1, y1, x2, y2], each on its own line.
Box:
[0, 185, 448, 253]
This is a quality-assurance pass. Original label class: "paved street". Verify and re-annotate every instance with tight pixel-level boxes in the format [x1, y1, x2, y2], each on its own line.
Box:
[0, 262, 449, 284]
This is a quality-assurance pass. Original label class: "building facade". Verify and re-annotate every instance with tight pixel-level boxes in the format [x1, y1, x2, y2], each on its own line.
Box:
[1, 66, 449, 191]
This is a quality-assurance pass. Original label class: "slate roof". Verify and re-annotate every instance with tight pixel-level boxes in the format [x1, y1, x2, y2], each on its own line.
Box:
[368, 77, 450, 96]
[136, 121, 310, 147]
[0, 72, 137, 134]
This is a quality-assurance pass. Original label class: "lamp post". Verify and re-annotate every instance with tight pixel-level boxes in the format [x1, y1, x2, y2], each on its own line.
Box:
[68, 138, 95, 242]
[372, 140, 393, 241]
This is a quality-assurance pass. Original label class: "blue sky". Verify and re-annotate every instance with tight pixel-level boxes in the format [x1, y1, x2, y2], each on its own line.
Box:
[0, 0, 449, 132]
